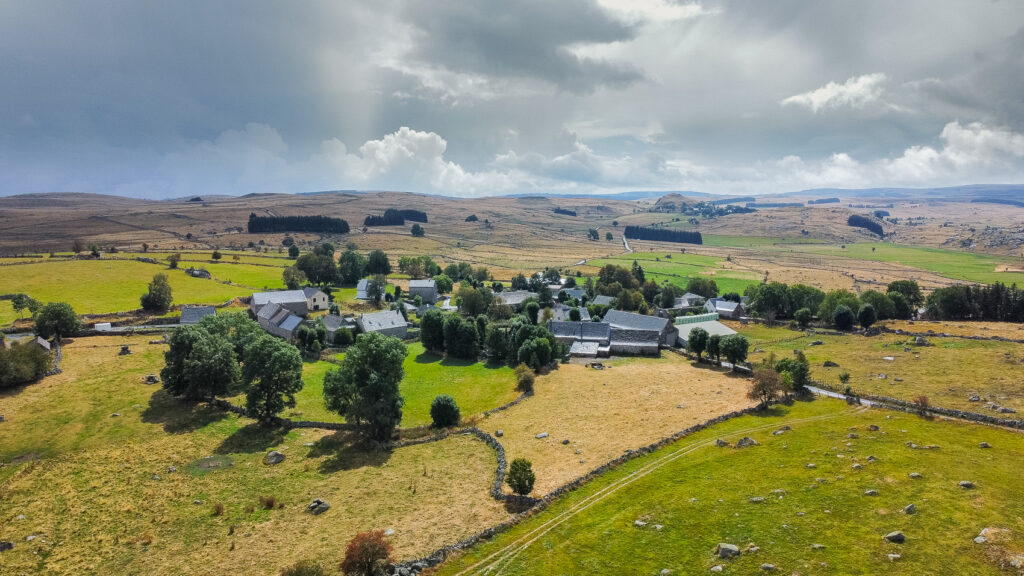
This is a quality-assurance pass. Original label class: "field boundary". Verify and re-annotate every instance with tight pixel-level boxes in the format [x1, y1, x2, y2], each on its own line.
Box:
[881, 325, 1024, 344]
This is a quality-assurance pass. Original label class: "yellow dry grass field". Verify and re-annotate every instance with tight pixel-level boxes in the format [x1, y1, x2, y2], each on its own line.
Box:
[481, 353, 755, 494]
[0, 335, 509, 574]
[882, 319, 1024, 340]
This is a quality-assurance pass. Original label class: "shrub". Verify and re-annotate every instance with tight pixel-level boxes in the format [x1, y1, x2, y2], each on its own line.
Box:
[341, 530, 393, 576]
[514, 363, 535, 394]
[838, 371, 851, 385]
[857, 304, 877, 328]
[794, 307, 812, 329]
[430, 395, 461, 428]
[259, 495, 278, 510]
[212, 502, 225, 516]
[832, 304, 855, 331]
[748, 367, 784, 408]
[913, 395, 930, 414]
[280, 560, 326, 576]
[507, 458, 536, 495]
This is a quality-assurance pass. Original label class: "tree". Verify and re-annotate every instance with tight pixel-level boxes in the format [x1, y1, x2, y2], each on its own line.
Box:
[524, 301, 540, 325]
[750, 282, 789, 325]
[288, 244, 300, 259]
[34, 302, 81, 340]
[542, 267, 562, 284]
[568, 308, 581, 321]
[140, 273, 173, 312]
[11, 294, 38, 319]
[775, 351, 809, 392]
[748, 367, 784, 408]
[212, 250, 222, 260]
[819, 290, 859, 325]
[367, 274, 387, 304]
[507, 458, 536, 495]
[606, 232, 613, 241]
[706, 334, 722, 365]
[295, 253, 338, 286]
[537, 284, 553, 307]
[338, 250, 368, 284]
[366, 250, 391, 275]
[514, 363, 535, 393]
[587, 228, 599, 240]
[420, 309, 446, 353]
[720, 334, 749, 371]
[323, 332, 406, 441]
[457, 285, 487, 316]
[794, 307, 813, 329]
[887, 280, 923, 308]
[283, 266, 308, 290]
[242, 336, 304, 423]
[631, 260, 646, 284]
[686, 327, 709, 360]
[833, 304, 855, 331]
[858, 304, 877, 328]
[686, 277, 719, 298]
[433, 273, 453, 295]
[410, 223, 425, 237]
[161, 325, 240, 400]
[341, 530, 393, 576]
[888, 291, 912, 320]
[510, 274, 528, 291]
[167, 253, 181, 269]
[72, 239, 84, 253]
[430, 395, 460, 427]
[788, 284, 825, 315]
[198, 311, 263, 362]
[517, 337, 552, 371]
[860, 290, 894, 320]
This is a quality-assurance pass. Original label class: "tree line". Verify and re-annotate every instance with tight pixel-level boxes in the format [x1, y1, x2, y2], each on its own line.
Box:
[363, 208, 428, 226]
[247, 213, 350, 234]
[623, 226, 703, 245]
[926, 282, 1024, 322]
[553, 207, 576, 216]
[847, 214, 883, 236]
[744, 279, 925, 330]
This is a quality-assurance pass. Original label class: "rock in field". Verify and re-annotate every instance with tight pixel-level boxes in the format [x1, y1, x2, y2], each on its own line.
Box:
[864, 489, 879, 496]
[307, 499, 330, 515]
[761, 563, 776, 571]
[736, 437, 758, 448]
[715, 439, 729, 447]
[811, 543, 826, 550]
[535, 432, 549, 439]
[710, 566, 724, 573]
[908, 472, 922, 479]
[715, 543, 740, 559]
[904, 504, 916, 514]
[974, 536, 987, 544]
[265, 451, 285, 465]
[888, 553, 901, 561]
[979, 442, 990, 448]
[748, 496, 765, 503]
[0, 541, 13, 552]
[959, 480, 975, 489]
[495, 429, 503, 437]
[867, 424, 879, 431]
[884, 531, 906, 544]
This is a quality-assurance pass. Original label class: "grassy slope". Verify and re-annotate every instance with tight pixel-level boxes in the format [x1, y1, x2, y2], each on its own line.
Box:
[437, 398, 1024, 576]
[283, 343, 519, 427]
[735, 323, 1024, 413]
[0, 260, 249, 315]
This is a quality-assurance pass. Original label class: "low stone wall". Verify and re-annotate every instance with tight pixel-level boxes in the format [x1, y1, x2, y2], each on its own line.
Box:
[881, 326, 1024, 344]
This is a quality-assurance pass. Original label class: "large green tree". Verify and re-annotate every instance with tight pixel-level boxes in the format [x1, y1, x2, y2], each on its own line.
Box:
[750, 282, 790, 325]
[141, 273, 173, 312]
[161, 325, 240, 400]
[283, 266, 307, 290]
[338, 250, 368, 284]
[720, 334, 750, 371]
[686, 326, 709, 360]
[323, 332, 407, 442]
[366, 250, 392, 275]
[242, 336, 304, 423]
[34, 302, 82, 340]
[887, 280, 923, 308]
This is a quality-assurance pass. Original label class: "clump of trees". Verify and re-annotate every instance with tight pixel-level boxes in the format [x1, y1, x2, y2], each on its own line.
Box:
[283, 266, 308, 290]
[847, 214, 884, 236]
[140, 273, 173, 312]
[623, 226, 703, 245]
[397, 255, 441, 279]
[34, 302, 82, 340]
[410, 223, 425, 237]
[10, 294, 41, 319]
[247, 213, 350, 234]
[507, 458, 536, 495]
[720, 334, 749, 371]
[0, 338, 52, 389]
[553, 207, 576, 216]
[363, 208, 427, 226]
[323, 332, 407, 442]
[925, 282, 1024, 322]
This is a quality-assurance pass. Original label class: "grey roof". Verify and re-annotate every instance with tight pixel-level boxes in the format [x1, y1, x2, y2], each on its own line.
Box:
[257, 301, 283, 321]
[678, 320, 737, 343]
[321, 314, 355, 332]
[709, 298, 741, 312]
[497, 290, 535, 306]
[278, 314, 302, 332]
[359, 310, 407, 332]
[602, 309, 672, 332]
[302, 287, 326, 299]
[610, 327, 661, 346]
[252, 290, 307, 307]
[548, 321, 611, 342]
[180, 306, 216, 325]
[559, 288, 586, 300]
[409, 279, 436, 289]
[33, 336, 51, 351]
[357, 279, 369, 290]
[592, 295, 614, 306]
[569, 341, 600, 356]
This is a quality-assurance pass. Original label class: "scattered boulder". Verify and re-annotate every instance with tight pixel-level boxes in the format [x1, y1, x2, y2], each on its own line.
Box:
[979, 442, 991, 449]
[968, 394, 980, 402]
[535, 432, 549, 439]
[715, 543, 740, 559]
[760, 563, 776, 571]
[561, 439, 570, 445]
[864, 489, 879, 496]
[715, 439, 729, 447]
[867, 425, 879, 431]
[736, 437, 758, 448]
[806, 463, 816, 469]
[867, 455, 877, 462]
[119, 345, 132, 355]
[973, 536, 987, 544]
[908, 472, 922, 479]
[111, 413, 120, 418]
[884, 531, 905, 544]
[748, 497, 765, 503]
[882, 356, 894, 362]
[852, 463, 862, 470]
[193, 499, 203, 505]
[265, 451, 285, 465]
[888, 554, 901, 562]
[904, 504, 916, 514]
[811, 543, 826, 550]
[810, 340, 824, 346]
[660, 570, 671, 575]
[307, 499, 330, 515]
[168, 466, 176, 473]
[914, 336, 930, 346]
[710, 566, 724, 573]
[495, 429, 503, 437]
[773, 426, 790, 436]
[959, 480, 975, 489]
[145, 374, 160, 384]
[847, 432, 859, 439]
[0, 541, 13, 552]
[822, 360, 840, 368]
[634, 520, 647, 527]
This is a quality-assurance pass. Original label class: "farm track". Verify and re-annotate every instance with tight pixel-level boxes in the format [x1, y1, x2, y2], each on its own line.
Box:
[454, 406, 864, 576]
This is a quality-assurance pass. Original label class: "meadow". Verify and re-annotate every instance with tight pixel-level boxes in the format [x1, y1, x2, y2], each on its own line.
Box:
[0, 259, 250, 316]
[437, 398, 1024, 576]
[730, 322, 1024, 413]
[586, 251, 761, 295]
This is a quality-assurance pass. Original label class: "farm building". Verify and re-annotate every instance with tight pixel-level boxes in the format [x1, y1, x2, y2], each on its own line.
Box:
[322, 314, 357, 345]
[496, 290, 536, 311]
[592, 295, 615, 307]
[704, 298, 745, 319]
[303, 287, 329, 311]
[674, 292, 706, 308]
[356, 310, 409, 339]
[251, 290, 309, 316]
[31, 336, 52, 351]
[179, 306, 216, 325]
[548, 321, 611, 357]
[602, 309, 678, 347]
[558, 288, 586, 301]
[408, 279, 438, 303]
[608, 328, 661, 355]
[675, 313, 737, 347]
[256, 302, 303, 340]
[550, 302, 591, 321]
[356, 278, 386, 300]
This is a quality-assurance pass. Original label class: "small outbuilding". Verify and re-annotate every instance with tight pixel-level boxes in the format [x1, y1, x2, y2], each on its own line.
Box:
[356, 310, 409, 339]
[408, 279, 438, 304]
[180, 306, 216, 325]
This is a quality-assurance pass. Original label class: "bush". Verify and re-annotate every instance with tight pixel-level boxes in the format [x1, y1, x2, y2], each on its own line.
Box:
[140, 273, 173, 312]
[430, 394, 460, 427]
[259, 495, 278, 510]
[794, 307, 812, 329]
[514, 363, 535, 393]
[0, 341, 52, 389]
[832, 304, 855, 331]
[858, 304, 877, 328]
[280, 560, 326, 576]
[212, 502, 225, 516]
[341, 530, 393, 576]
[507, 458, 536, 495]
[838, 371, 851, 385]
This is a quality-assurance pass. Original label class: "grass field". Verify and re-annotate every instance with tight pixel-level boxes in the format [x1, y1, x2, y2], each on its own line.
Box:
[730, 322, 1024, 413]
[271, 343, 519, 428]
[0, 260, 250, 315]
[0, 335, 509, 574]
[436, 398, 1024, 575]
[587, 252, 760, 295]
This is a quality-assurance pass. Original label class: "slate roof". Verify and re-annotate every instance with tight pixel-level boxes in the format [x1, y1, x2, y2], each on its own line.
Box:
[592, 295, 614, 306]
[677, 320, 737, 343]
[497, 290, 535, 307]
[569, 341, 600, 357]
[180, 306, 216, 325]
[358, 310, 407, 332]
[559, 288, 586, 300]
[252, 290, 307, 307]
[321, 314, 355, 332]
[32, 336, 51, 351]
[547, 321, 611, 342]
[302, 287, 326, 299]
[602, 309, 672, 332]
[609, 327, 661, 346]
[278, 314, 302, 332]
[707, 298, 741, 313]
[409, 279, 436, 289]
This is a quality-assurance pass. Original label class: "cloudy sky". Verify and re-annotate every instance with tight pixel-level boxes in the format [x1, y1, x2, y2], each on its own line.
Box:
[2, 0, 1024, 198]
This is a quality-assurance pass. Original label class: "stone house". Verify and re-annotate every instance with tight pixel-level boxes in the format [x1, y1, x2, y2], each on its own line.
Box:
[408, 279, 438, 304]
[356, 309, 409, 339]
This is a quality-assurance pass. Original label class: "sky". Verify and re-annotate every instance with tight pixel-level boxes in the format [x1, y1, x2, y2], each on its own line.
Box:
[2, 0, 1024, 199]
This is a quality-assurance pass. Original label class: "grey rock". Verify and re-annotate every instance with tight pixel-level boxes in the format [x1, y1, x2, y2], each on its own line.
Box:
[535, 432, 549, 439]
[864, 489, 879, 496]
[0, 541, 13, 552]
[959, 480, 975, 489]
[265, 451, 285, 465]
[760, 563, 776, 571]
[495, 429, 503, 437]
[736, 437, 758, 448]
[715, 543, 740, 559]
[822, 360, 839, 367]
[888, 553, 901, 561]
[979, 442, 991, 449]
[168, 466, 176, 473]
[998, 406, 1016, 413]
[904, 504, 916, 514]
[806, 463, 816, 469]
[968, 394, 980, 402]
[634, 520, 648, 527]
[811, 543, 826, 550]
[384, 528, 395, 536]
[867, 455, 877, 462]
[193, 499, 203, 505]
[908, 472, 922, 479]
[852, 463, 862, 470]
[710, 566, 724, 573]
[661, 570, 671, 575]
[847, 433, 859, 439]
[715, 438, 729, 447]
[867, 424, 879, 431]
[885, 531, 905, 543]
[151, 474, 160, 480]
[810, 340, 824, 346]
[748, 496, 765, 503]
[145, 374, 160, 384]
[561, 439, 570, 445]
[973, 536, 987, 544]
[307, 499, 330, 515]
[111, 413, 120, 418]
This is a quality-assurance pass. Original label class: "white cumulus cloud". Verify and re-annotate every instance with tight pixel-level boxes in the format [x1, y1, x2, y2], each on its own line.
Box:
[781, 73, 888, 113]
